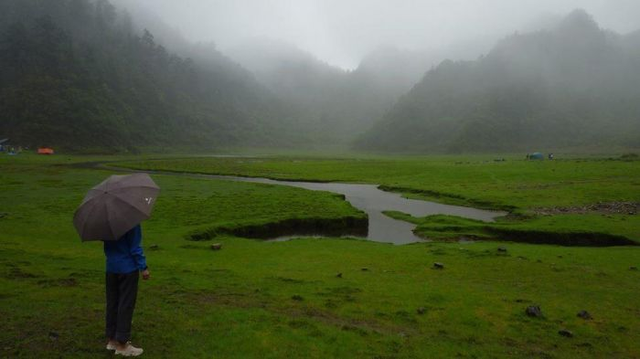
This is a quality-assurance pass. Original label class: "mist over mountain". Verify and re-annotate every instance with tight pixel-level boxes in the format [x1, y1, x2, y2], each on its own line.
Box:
[2, 1, 638, 153]
[352, 45, 434, 101]
[0, 0, 433, 150]
[355, 10, 640, 152]
[228, 39, 436, 143]
[0, 0, 302, 152]
[227, 38, 346, 109]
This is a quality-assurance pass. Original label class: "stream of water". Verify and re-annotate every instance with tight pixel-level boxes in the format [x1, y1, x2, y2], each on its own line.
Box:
[158, 172, 506, 245]
[100, 163, 507, 244]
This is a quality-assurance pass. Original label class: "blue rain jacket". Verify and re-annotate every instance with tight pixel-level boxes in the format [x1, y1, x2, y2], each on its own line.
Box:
[104, 224, 147, 274]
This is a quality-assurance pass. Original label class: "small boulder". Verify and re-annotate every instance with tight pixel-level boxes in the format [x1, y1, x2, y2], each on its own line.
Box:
[211, 243, 222, 250]
[558, 329, 574, 338]
[577, 310, 593, 320]
[525, 305, 543, 318]
[433, 262, 444, 270]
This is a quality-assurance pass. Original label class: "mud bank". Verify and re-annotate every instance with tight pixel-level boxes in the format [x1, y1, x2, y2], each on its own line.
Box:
[486, 228, 638, 247]
[186, 216, 368, 241]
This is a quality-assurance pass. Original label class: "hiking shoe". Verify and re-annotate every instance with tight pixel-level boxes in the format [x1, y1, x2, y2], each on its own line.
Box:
[106, 342, 117, 351]
[115, 343, 144, 357]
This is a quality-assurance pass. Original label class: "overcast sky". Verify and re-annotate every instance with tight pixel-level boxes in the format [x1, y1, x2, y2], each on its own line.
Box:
[133, 0, 640, 69]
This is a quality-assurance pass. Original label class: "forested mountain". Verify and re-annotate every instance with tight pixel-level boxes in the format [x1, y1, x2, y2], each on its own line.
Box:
[228, 40, 434, 143]
[355, 10, 640, 152]
[0, 0, 300, 152]
[3, 3, 637, 153]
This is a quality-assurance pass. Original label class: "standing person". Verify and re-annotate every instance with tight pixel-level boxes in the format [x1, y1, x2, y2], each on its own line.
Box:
[104, 224, 150, 356]
[73, 172, 160, 356]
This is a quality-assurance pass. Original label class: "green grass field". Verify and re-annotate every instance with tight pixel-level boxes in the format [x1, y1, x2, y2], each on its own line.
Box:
[118, 154, 640, 243]
[1, 153, 639, 358]
[116, 154, 640, 209]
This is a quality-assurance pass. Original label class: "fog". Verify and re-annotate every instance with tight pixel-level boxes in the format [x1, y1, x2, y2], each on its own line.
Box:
[131, 0, 640, 69]
[2, 0, 639, 152]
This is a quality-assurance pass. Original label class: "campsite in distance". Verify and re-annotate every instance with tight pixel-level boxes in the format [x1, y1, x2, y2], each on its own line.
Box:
[1, 0, 640, 358]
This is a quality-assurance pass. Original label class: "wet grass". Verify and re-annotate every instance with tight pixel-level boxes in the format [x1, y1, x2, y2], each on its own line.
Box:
[118, 154, 640, 244]
[1, 153, 639, 358]
[385, 213, 639, 246]
[115, 154, 640, 210]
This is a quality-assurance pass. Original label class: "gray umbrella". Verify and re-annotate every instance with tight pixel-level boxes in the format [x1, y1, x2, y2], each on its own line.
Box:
[73, 173, 160, 241]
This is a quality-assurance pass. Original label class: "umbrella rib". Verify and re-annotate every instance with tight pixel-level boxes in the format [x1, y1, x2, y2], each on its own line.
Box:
[108, 185, 160, 193]
[104, 200, 116, 241]
[79, 197, 103, 240]
[106, 195, 152, 239]
[77, 189, 105, 207]
[110, 194, 151, 219]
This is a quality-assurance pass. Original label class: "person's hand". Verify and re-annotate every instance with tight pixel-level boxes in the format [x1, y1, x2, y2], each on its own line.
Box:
[142, 268, 150, 280]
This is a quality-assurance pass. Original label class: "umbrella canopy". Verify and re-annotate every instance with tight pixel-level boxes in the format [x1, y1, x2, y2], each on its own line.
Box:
[73, 173, 160, 241]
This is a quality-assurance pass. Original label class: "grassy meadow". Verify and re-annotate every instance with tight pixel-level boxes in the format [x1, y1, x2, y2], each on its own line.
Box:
[1, 153, 639, 358]
[119, 154, 640, 243]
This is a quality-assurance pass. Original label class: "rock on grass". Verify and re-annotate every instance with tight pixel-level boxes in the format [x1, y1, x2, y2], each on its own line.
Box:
[577, 310, 593, 320]
[525, 306, 543, 317]
[558, 329, 574, 338]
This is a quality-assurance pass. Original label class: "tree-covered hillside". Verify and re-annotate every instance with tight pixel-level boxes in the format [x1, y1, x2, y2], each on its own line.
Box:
[355, 10, 640, 152]
[3, 3, 638, 153]
[0, 0, 298, 152]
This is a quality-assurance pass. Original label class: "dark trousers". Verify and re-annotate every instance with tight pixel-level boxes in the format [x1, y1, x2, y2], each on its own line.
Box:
[105, 270, 139, 343]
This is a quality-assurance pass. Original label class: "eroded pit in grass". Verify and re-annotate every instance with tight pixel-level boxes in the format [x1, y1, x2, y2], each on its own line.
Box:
[186, 216, 368, 242]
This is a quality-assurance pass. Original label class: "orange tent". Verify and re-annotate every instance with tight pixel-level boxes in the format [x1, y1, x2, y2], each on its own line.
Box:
[38, 147, 54, 155]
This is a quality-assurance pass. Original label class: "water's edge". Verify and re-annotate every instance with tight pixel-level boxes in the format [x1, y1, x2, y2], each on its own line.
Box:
[91, 163, 507, 245]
